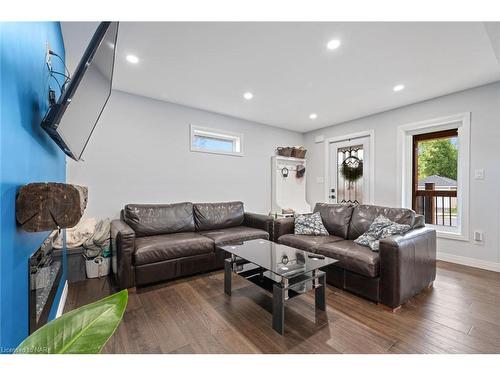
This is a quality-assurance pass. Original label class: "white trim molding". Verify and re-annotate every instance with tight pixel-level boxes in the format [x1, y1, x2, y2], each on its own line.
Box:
[397, 112, 471, 241]
[438, 252, 500, 273]
[324, 130, 375, 204]
[56, 281, 68, 318]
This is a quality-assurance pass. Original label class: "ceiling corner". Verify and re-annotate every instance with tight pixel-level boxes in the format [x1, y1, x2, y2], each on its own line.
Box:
[484, 22, 500, 65]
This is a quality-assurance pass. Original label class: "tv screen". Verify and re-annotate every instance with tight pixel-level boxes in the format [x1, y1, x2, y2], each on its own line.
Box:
[42, 22, 119, 161]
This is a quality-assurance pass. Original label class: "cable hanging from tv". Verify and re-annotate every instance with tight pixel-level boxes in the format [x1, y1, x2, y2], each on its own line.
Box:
[47, 49, 71, 105]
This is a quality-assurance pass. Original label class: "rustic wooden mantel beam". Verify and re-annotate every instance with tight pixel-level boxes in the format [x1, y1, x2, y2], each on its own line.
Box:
[16, 182, 88, 232]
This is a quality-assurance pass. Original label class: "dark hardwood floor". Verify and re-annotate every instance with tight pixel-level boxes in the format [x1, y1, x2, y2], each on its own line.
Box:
[64, 261, 500, 354]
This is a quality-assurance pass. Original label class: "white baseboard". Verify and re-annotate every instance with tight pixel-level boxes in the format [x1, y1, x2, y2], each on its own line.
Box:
[56, 281, 68, 318]
[437, 252, 500, 272]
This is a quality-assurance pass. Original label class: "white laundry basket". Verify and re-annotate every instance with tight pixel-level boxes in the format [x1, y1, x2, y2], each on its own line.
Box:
[85, 256, 110, 278]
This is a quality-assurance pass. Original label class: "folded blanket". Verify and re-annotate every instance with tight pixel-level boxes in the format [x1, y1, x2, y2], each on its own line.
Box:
[53, 218, 97, 249]
[53, 218, 110, 258]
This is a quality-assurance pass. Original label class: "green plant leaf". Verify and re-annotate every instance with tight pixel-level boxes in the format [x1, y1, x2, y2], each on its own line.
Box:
[15, 289, 128, 354]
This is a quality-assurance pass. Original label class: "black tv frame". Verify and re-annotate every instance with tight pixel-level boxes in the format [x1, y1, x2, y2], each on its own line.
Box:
[41, 22, 119, 161]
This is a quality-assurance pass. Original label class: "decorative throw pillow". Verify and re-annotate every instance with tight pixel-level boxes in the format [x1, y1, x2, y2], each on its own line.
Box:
[294, 212, 329, 236]
[354, 215, 410, 251]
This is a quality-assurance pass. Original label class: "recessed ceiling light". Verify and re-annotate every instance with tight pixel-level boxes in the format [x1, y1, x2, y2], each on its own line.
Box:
[393, 84, 405, 92]
[327, 39, 341, 50]
[126, 54, 139, 64]
[243, 92, 253, 100]
[309, 113, 318, 120]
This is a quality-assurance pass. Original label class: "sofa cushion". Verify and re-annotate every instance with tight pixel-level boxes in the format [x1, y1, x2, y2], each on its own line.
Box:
[313, 203, 355, 238]
[194, 201, 244, 231]
[316, 240, 380, 277]
[124, 202, 194, 237]
[413, 214, 425, 229]
[199, 226, 268, 246]
[134, 232, 214, 266]
[347, 204, 415, 240]
[354, 215, 411, 251]
[294, 212, 329, 236]
[278, 234, 343, 251]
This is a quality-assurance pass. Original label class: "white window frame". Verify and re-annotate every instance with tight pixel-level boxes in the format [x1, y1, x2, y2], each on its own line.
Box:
[396, 112, 470, 241]
[190, 124, 243, 157]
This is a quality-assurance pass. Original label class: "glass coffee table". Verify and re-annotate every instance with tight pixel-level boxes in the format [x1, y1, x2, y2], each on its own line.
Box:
[219, 239, 338, 335]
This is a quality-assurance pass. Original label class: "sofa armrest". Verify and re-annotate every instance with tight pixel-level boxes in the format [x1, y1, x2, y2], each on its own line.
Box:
[111, 219, 136, 289]
[273, 217, 295, 242]
[244, 212, 274, 239]
[379, 227, 436, 308]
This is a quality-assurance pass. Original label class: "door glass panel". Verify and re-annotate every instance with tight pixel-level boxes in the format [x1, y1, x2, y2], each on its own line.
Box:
[337, 145, 364, 204]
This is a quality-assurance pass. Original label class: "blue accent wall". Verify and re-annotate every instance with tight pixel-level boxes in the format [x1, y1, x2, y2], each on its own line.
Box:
[0, 22, 67, 352]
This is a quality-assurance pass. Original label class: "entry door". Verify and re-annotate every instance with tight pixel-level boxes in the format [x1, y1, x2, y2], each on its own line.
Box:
[329, 136, 371, 204]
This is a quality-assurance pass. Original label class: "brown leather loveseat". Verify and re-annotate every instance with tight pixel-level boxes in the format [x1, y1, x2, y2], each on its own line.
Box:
[111, 201, 273, 289]
[274, 203, 436, 309]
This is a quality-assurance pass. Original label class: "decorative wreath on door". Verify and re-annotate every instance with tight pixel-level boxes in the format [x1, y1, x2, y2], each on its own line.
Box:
[340, 155, 363, 182]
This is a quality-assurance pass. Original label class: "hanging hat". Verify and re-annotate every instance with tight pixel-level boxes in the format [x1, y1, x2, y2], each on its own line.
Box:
[296, 165, 305, 178]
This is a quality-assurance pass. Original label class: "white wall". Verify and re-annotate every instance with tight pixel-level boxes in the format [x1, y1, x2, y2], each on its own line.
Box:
[304, 81, 500, 267]
[67, 90, 303, 218]
[68, 81, 500, 269]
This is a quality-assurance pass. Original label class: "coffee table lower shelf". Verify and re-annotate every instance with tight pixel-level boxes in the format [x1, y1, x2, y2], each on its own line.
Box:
[224, 257, 326, 335]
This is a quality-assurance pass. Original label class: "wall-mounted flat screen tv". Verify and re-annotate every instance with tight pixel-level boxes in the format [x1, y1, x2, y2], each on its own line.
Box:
[41, 22, 119, 161]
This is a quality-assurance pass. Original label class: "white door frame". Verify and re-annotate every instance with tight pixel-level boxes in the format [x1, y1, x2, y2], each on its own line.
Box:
[324, 130, 375, 204]
[396, 112, 470, 241]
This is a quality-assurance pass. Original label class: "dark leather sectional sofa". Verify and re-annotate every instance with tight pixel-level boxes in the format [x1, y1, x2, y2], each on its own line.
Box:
[111, 201, 273, 289]
[274, 203, 436, 309]
[111, 200, 436, 310]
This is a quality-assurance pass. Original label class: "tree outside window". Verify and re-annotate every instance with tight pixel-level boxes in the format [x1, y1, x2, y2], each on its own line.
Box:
[418, 137, 458, 181]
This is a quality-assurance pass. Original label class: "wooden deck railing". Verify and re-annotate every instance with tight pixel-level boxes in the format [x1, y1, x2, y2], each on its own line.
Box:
[414, 183, 457, 227]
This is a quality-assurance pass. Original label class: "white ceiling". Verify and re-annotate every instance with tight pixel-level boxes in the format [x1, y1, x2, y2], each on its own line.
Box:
[62, 22, 500, 133]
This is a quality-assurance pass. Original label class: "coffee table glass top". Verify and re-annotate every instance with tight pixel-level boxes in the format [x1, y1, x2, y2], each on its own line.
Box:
[219, 239, 338, 279]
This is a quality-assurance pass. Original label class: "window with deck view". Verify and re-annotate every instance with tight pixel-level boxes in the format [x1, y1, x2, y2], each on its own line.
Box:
[412, 129, 458, 228]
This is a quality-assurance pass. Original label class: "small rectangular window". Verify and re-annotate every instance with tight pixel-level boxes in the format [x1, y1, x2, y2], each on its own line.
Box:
[190, 125, 243, 156]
